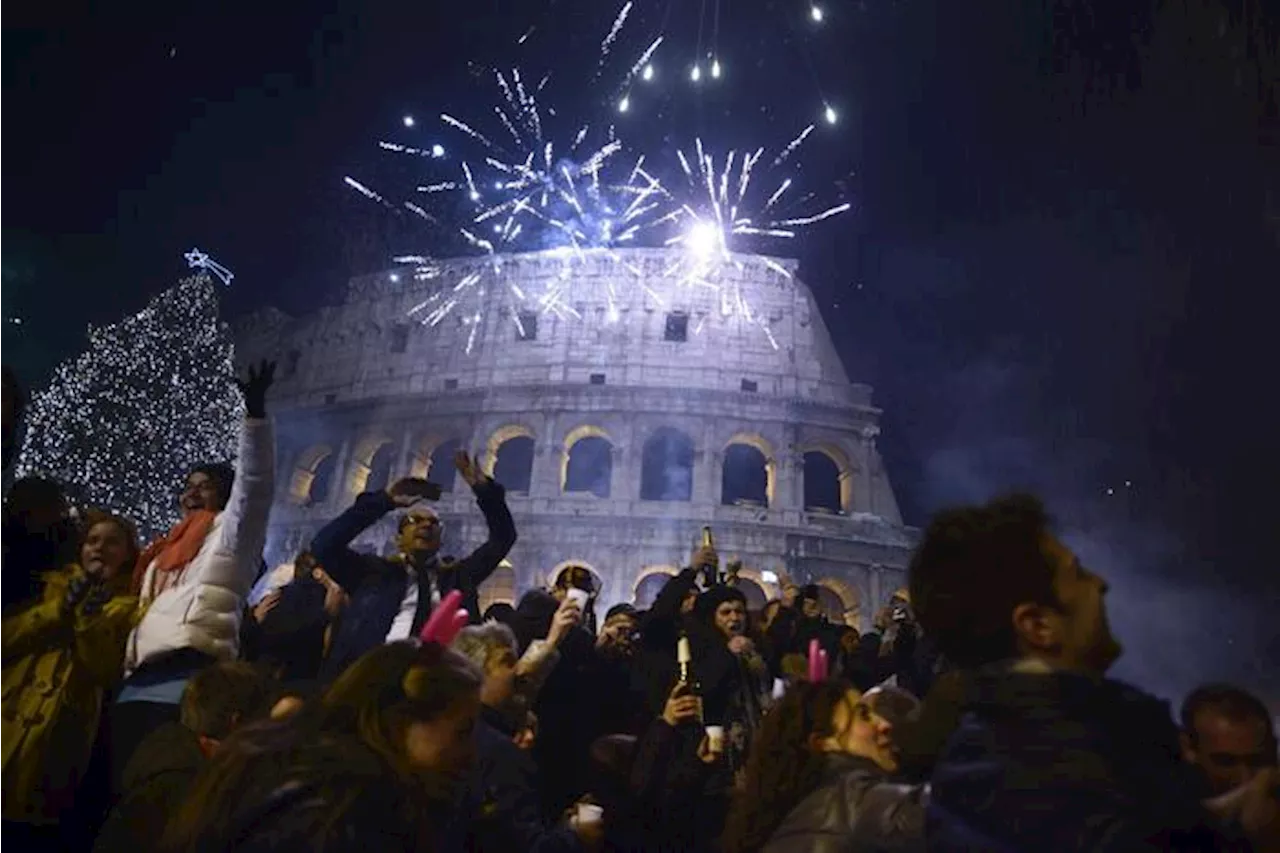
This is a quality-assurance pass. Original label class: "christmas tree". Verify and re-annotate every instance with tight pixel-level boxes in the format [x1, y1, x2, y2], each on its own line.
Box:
[15, 272, 243, 539]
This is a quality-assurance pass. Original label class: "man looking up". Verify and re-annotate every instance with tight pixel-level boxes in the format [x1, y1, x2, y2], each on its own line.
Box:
[312, 449, 516, 681]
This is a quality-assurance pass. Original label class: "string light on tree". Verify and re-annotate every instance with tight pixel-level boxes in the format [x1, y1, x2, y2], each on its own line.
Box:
[14, 270, 243, 539]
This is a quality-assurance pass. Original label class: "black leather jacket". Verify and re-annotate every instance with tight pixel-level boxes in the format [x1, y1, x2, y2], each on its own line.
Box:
[762, 753, 928, 853]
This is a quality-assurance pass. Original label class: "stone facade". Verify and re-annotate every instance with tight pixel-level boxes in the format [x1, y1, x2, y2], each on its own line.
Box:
[233, 247, 916, 630]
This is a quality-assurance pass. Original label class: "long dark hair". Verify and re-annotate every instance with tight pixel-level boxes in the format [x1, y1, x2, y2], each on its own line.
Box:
[161, 642, 481, 852]
[721, 678, 853, 853]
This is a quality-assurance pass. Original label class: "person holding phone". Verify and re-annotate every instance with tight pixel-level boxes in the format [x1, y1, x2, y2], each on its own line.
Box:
[311, 449, 517, 682]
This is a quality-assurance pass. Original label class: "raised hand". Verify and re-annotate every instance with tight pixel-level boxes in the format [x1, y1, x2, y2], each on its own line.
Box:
[453, 449, 485, 487]
[235, 360, 276, 419]
[64, 575, 93, 612]
[81, 582, 112, 617]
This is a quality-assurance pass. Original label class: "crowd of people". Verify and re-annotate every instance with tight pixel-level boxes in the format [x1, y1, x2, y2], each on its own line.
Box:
[2, 361, 1277, 852]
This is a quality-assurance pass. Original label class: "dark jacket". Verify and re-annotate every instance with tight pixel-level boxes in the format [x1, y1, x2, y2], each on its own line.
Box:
[240, 578, 329, 682]
[468, 705, 581, 853]
[625, 717, 727, 852]
[927, 665, 1246, 853]
[312, 480, 516, 682]
[762, 753, 927, 853]
[94, 722, 206, 853]
[158, 730, 446, 853]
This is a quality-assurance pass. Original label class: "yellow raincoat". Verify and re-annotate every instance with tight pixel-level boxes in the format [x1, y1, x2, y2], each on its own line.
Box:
[2, 565, 138, 823]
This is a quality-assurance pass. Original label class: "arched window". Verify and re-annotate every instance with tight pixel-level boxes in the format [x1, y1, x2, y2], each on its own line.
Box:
[493, 436, 535, 493]
[365, 442, 396, 494]
[722, 444, 769, 506]
[346, 438, 396, 498]
[426, 438, 461, 493]
[478, 561, 517, 614]
[634, 570, 675, 608]
[289, 445, 338, 506]
[564, 435, 612, 497]
[803, 451, 842, 513]
[816, 585, 847, 622]
[815, 578, 860, 625]
[639, 428, 695, 501]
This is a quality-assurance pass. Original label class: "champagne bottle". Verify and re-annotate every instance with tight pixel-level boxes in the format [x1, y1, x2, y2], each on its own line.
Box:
[676, 632, 704, 722]
[698, 526, 719, 587]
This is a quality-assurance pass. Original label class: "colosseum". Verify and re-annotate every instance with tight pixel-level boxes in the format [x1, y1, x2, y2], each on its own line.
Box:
[233, 247, 917, 630]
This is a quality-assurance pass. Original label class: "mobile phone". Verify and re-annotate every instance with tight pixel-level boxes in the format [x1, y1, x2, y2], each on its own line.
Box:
[405, 480, 444, 501]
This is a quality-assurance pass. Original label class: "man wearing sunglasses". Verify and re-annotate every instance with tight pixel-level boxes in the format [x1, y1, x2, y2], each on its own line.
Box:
[311, 449, 517, 682]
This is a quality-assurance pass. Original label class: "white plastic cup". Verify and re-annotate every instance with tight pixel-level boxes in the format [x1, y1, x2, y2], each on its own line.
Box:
[576, 803, 604, 826]
[565, 588, 589, 611]
[705, 725, 725, 753]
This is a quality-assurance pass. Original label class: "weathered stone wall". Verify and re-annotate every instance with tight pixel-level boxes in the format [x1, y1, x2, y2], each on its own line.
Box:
[235, 248, 915, 629]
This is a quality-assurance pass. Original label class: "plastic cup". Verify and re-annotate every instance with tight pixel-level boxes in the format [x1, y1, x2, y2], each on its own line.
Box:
[705, 725, 725, 752]
[576, 803, 604, 826]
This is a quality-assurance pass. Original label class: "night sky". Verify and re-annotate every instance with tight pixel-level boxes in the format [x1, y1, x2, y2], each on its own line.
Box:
[4, 0, 1278, 699]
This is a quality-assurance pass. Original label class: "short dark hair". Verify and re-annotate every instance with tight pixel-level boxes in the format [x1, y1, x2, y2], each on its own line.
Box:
[908, 493, 1059, 668]
[4, 475, 67, 520]
[180, 661, 275, 739]
[555, 564, 595, 592]
[1181, 683, 1276, 749]
[189, 462, 235, 510]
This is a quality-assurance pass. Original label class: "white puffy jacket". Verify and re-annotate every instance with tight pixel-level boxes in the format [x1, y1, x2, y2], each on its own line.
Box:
[125, 417, 275, 674]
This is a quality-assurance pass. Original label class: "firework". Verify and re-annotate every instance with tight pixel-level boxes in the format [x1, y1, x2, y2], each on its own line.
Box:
[347, 1, 852, 348]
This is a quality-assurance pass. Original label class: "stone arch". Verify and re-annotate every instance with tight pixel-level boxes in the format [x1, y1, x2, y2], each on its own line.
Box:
[547, 560, 605, 594]
[721, 432, 776, 507]
[288, 444, 337, 506]
[816, 576, 861, 626]
[632, 565, 678, 608]
[639, 427, 695, 501]
[410, 435, 463, 493]
[345, 435, 396, 499]
[561, 425, 613, 498]
[478, 560, 518, 615]
[484, 424, 536, 493]
[799, 441, 855, 513]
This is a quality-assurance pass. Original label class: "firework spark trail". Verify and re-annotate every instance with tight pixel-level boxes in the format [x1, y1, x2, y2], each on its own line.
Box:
[738, 148, 763, 205]
[495, 71, 517, 113]
[764, 178, 792, 211]
[595, 2, 633, 77]
[461, 162, 479, 199]
[623, 36, 663, 86]
[494, 107, 523, 145]
[442, 114, 496, 149]
[774, 202, 851, 226]
[517, 26, 535, 45]
[344, 176, 392, 208]
[773, 125, 814, 167]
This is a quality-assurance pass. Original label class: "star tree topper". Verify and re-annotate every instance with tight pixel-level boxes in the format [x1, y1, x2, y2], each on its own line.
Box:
[185, 248, 234, 286]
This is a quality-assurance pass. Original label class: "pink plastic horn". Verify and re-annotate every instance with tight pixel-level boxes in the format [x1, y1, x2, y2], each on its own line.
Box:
[807, 638, 829, 682]
[419, 589, 470, 646]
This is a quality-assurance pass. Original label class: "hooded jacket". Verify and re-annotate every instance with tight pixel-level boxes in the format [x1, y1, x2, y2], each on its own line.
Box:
[2, 565, 138, 822]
